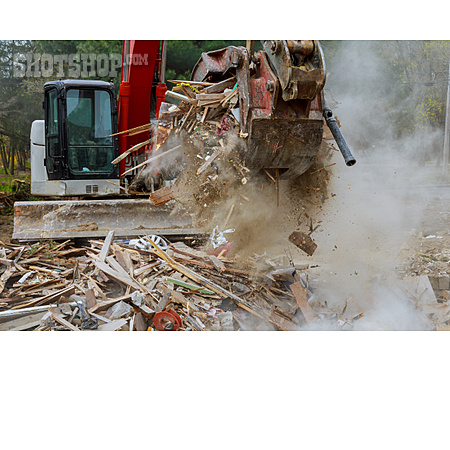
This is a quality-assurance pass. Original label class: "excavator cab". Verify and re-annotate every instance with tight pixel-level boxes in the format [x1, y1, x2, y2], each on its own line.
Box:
[34, 79, 120, 196]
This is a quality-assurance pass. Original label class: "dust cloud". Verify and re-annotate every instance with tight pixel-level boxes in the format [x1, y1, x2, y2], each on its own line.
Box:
[152, 41, 440, 330]
[297, 41, 439, 330]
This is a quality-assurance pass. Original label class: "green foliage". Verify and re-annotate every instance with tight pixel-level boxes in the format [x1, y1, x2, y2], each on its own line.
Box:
[379, 40, 450, 134]
[0, 40, 44, 173]
[166, 40, 245, 80]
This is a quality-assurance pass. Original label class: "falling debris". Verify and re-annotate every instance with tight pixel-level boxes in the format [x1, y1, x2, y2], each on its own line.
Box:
[288, 231, 318, 256]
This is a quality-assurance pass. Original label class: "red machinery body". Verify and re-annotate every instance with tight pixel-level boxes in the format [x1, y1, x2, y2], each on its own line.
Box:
[117, 40, 167, 175]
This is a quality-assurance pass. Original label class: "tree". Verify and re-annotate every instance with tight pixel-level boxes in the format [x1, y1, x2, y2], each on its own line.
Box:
[0, 40, 44, 173]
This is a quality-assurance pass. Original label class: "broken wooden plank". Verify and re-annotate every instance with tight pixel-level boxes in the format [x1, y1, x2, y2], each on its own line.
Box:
[133, 261, 160, 277]
[7, 319, 43, 331]
[0, 257, 14, 266]
[196, 93, 226, 102]
[289, 231, 317, 256]
[0, 312, 47, 331]
[114, 249, 134, 275]
[0, 268, 15, 295]
[110, 122, 151, 137]
[49, 307, 80, 331]
[196, 148, 222, 175]
[111, 139, 151, 165]
[149, 184, 179, 206]
[12, 285, 76, 310]
[85, 288, 97, 309]
[207, 255, 226, 273]
[94, 259, 143, 292]
[203, 77, 236, 94]
[97, 318, 127, 331]
[82, 274, 108, 301]
[134, 312, 148, 331]
[89, 294, 133, 314]
[0, 303, 77, 321]
[105, 255, 130, 277]
[88, 311, 111, 323]
[121, 145, 182, 176]
[99, 230, 115, 261]
[289, 281, 315, 323]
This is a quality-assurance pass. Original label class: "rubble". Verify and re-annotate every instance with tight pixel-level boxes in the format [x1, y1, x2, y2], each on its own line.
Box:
[0, 232, 447, 331]
[0, 235, 314, 331]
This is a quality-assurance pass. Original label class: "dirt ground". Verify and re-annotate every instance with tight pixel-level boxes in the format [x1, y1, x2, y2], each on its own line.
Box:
[0, 215, 13, 244]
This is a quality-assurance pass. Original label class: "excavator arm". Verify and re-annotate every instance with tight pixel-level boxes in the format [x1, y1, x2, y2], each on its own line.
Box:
[191, 40, 355, 178]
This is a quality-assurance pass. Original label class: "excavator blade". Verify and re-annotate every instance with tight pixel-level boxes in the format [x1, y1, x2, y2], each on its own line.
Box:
[246, 118, 324, 179]
[13, 199, 200, 241]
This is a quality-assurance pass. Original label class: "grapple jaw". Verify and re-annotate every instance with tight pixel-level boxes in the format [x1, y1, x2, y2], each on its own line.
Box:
[245, 117, 324, 179]
[191, 40, 327, 179]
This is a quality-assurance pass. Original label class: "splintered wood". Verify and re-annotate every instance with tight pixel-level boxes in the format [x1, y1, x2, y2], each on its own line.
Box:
[0, 236, 444, 331]
[0, 235, 324, 331]
[118, 76, 241, 185]
[288, 231, 317, 256]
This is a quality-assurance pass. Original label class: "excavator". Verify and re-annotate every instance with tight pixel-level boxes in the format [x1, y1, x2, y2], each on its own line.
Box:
[12, 40, 355, 241]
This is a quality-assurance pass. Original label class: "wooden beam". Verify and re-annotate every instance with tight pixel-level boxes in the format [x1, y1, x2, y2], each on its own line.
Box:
[121, 145, 182, 177]
[49, 307, 80, 331]
[196, 148, 222, 175]
[289, 281, 315, 323]
[204, 77, 236, 94]
[99, 230, 115, 261]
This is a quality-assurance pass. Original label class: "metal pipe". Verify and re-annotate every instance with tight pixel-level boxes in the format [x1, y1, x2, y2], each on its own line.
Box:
[123, 40, 130, 83]
[323, 99, 356, 167]
[160, 40, 167, 84]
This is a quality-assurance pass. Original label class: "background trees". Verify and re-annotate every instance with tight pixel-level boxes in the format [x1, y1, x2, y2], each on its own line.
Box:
[322, 40, 450, 162]
[0, 39, 449, 175]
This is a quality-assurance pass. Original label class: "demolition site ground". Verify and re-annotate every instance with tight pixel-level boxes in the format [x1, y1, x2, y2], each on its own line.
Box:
[0, 154, 449, 331]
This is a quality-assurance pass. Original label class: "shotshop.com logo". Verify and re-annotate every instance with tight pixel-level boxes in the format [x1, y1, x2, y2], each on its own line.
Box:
[12, 53, 150, 78]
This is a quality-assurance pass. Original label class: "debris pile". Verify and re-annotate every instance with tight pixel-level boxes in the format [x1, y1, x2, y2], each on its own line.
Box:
[1, 232, 448, 331]
[0, 233, 317, 331]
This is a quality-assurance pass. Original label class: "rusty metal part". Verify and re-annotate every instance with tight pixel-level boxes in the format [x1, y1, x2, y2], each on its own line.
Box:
[191, 42, 327, 179]
[153, 309, 182, 331]
[13, 199, 200, 241]
[287, 40, 314, 55]
[245, 50, 324, 178]
[246, 118, 323, 179]
[234, 49, 252, 136]
[191, 46, 242, 82]
[261, 40, 326, 102]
